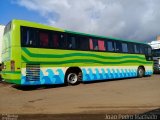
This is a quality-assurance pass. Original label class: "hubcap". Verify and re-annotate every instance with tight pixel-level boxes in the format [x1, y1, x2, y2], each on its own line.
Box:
[139, 69, 144, 77]
[67, 73, 78, 84]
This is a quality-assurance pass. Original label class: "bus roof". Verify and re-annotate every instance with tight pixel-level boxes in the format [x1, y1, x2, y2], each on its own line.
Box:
[11, 19, 148, 45]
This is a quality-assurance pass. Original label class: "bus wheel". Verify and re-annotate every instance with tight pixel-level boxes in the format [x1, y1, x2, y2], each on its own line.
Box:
[137, 67, 145, 78]
[67, 72, 79, 85]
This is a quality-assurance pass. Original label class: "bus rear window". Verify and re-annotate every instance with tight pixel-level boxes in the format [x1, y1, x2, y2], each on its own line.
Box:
[21, 26, 37, 47]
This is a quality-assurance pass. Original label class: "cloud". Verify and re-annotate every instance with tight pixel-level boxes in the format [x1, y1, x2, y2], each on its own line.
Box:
[15, 0, 160, 42]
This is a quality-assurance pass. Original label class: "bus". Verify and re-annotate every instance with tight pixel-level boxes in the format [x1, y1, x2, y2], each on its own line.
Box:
[1, 19, 153, 85]
[149, 40, 160, 73]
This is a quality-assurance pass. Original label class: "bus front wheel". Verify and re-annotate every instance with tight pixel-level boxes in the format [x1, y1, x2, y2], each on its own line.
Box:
[137, 67, 145, 78]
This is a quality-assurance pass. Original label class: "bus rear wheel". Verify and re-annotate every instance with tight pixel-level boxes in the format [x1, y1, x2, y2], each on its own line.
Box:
[137, 67, 145, 78]
[65, 67, 82, 85]
[67, 73, 78, 85]
[66, 72, 82, 85]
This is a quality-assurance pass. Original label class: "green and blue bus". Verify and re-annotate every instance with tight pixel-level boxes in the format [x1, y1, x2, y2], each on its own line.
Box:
[1, 19, 153, 85]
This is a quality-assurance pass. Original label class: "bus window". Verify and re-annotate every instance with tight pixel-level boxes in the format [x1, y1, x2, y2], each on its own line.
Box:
[50, 32, 65, 48]
[144, 47, 148, 55]
[115, 41, 122, 52]
[52, 33, 59, 48]
[21, 27, 37, 47]
[144, 46, 153, 60]
[128, 43, 134, 53]
[148, 47, 152, 56]
[107, 41, 114, 52]
[92, 39, 98, 50]
[89, 38, 98, 50]
[78, 37, 89, 50]
[139, 45, 145, 54]
[59, 33, 66, 49]
[39, 31, 49, 48]
[122, 43, 128, 53]
[134, 44, 140, 53]
[98, 40, 105, 51]
[67, 36, 76, 49]
[89, 38, 93, 50]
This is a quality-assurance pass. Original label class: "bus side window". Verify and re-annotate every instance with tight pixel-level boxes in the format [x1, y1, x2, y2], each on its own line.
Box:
[107, 41, 114, 52]
[50, 32, 63, 48]
[93, 39, 98, 50]
[115, 41, 122, 52]
[67, 36, 76, 49]
[39, 31, 49, 48]
[52, 33, 59, 48]
[78, 37, 89, 50]
[134, 44, 140, 54]
[122, 43, 128, 53]
[89, 38, 98, 50]
[128, 43, 134, 54]
[89, 38, 93, 50]
[98, 40, 105, 51]
[21, 27, 28, 46]
[147, 47, 152, 56]
[144, 46, 152, 56]
[139, 45, 145, 54]
[59, 33, 66, 49]
[144, 46, 153, 60]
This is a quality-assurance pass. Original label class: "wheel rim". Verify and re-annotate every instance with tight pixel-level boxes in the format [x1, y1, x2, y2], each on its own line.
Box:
[139, 68, 144, 77]
[67, 73, 78, 84]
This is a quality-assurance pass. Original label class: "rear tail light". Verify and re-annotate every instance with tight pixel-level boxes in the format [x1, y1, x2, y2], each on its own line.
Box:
[11, 60, 15, 71]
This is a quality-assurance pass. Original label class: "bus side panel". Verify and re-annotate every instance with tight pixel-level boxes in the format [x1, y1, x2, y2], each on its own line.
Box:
[21, 48, 153, 85]
[20, 65, 153, 85]
[81, 66, 137, 81]
[81, 66, 153, 82]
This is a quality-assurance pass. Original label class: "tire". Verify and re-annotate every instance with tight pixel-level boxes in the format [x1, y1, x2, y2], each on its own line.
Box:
[137, 67, 145, 78]
[66, 72, 81, 85]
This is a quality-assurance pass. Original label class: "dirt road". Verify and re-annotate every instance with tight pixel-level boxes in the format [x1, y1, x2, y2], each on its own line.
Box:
[0, 75, 160, 119]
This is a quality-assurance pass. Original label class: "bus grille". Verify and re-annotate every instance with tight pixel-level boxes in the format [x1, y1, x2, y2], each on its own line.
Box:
[26, 64, 40, 81]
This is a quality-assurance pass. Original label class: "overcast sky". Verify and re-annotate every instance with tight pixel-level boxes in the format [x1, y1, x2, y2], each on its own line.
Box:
[1, 0, 160, 42]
